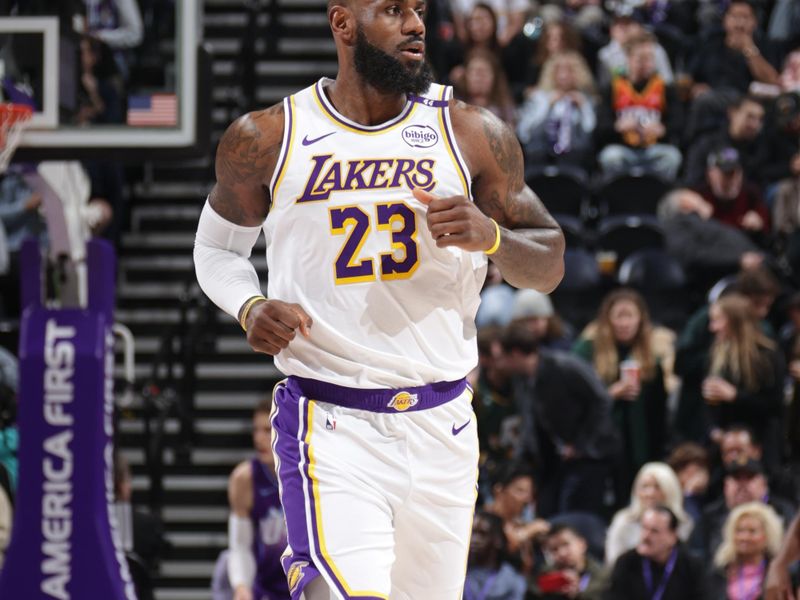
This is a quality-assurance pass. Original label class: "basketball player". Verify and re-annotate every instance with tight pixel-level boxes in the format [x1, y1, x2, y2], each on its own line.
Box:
[213, 398, 289, 600]
[193, 0, 565, 597]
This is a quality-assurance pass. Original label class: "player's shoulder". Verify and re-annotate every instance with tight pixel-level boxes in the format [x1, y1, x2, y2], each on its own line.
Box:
[218, 102, 285, 156]
[229, 459, 254, 487]
[447, 98, 518, 173]
[228, 460, 254, 511]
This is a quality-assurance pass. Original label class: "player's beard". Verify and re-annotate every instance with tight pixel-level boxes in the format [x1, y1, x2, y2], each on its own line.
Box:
[353, 25, 433, 96]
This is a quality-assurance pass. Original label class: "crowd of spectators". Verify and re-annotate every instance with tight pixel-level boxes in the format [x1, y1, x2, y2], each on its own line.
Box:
[445, 1, 800, 596]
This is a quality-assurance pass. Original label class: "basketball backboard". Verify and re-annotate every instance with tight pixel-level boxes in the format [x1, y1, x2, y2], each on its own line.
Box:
[2, 0, 208, 162]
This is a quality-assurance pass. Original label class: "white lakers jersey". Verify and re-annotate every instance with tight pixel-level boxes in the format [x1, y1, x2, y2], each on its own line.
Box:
[264, 78, 487, 388]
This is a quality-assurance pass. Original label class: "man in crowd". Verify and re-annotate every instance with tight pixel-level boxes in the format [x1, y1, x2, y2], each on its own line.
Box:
[690, 458, 796, 562]
[533, 524, 608, 599]
[606, 506, 706, 599]
[686, 0, 781, 141]
[596, 31, 683, 181]
[500, 327, 619, 518]
[692, 147, 770, 242]
[684, 95, 769, 186]
[464, 510, 527, 600]
[657, 187, 766, 292]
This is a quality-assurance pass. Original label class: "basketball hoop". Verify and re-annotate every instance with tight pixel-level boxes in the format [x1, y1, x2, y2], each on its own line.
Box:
[0, 103, 33, 174]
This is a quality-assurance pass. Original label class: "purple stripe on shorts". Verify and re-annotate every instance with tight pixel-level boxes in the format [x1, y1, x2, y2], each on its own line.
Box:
[274, 384, 390, 600]
[300, 403, 352, 599]
[287, 376, 467, 413]
[272, 384, 321, 600]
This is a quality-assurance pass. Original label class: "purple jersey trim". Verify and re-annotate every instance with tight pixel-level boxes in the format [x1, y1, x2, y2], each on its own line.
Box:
[314, 79, 414, 133]
[408, 94, 448, 108]
[269, 95, 294, 200]
[287, 376, 467, 413]
[439, 86, 471, 197]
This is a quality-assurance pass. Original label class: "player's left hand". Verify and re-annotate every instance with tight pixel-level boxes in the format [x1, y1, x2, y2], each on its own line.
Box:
[412, 188, 497, 252]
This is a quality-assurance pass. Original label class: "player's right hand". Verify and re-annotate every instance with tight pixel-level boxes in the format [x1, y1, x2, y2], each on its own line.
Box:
[245, 299, 312, 355]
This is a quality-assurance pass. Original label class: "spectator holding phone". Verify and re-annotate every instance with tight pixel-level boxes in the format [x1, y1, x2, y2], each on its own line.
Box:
[533, 524, 608, 599]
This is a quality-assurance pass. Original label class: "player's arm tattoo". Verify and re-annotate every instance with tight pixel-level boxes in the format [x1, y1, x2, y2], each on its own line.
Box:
[209, 103, 284, 226]
[458, 102, 565, 292]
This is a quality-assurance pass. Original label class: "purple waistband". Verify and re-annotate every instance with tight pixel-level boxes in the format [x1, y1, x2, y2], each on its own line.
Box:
[286, 376, 468, 413]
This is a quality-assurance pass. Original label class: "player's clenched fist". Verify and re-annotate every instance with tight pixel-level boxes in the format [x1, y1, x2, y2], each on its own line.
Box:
[244, 299, 312, 355]
[412, 188, 498, 253]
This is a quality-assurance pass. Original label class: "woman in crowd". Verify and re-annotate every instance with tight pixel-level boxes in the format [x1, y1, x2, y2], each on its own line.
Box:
[484, 462, 550, 576]
[708, 502, 784, 599]
[76, 35, 125, 125]
[445, 3, 503, 86]
[525, 20, 584, 96]
[780, 293, 800, 459]
[605, 462, 693, 565]
[702, 293, 784, 465]
[456, 48, 517, 125]
[517, 51, 597, 175]
[573, 288, 673, 492]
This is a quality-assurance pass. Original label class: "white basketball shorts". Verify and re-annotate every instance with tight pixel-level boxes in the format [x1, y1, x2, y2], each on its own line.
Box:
[271, 376, 479, 600]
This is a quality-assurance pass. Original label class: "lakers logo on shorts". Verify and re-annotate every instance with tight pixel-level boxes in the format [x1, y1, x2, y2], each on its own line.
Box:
[387, 391, 418, 412]
[287, 560, 309, 595]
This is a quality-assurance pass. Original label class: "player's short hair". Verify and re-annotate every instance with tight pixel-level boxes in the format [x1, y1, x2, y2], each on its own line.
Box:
[327, 0, 349, 11]
[255, 396, 273, 416]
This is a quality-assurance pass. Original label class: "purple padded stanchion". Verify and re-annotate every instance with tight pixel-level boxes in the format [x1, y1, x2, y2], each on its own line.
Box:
[0, 238, 137, 599]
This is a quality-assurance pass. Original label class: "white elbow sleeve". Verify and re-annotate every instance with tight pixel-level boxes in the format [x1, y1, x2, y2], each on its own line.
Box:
[194, 200, 264, 320]
[228, 514, 257, 588]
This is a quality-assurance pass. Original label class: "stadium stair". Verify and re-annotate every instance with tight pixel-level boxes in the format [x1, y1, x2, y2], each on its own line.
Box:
[116, 1, 335, 598]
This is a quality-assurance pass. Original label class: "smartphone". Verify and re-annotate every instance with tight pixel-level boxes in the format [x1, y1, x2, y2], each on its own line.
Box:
[537, 571, 572, 593]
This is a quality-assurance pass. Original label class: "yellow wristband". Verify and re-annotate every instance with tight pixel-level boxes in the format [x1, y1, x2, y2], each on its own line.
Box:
[485, 218, 501, 255]
[239, 295, 267, 331]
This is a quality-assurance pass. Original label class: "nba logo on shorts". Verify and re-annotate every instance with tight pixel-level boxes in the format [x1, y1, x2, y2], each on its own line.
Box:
[387, 391, 418, 412]
[287, 560, 309, 595]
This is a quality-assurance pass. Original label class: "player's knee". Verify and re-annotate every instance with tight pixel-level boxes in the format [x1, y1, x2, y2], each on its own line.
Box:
[299, 575, 336, 600]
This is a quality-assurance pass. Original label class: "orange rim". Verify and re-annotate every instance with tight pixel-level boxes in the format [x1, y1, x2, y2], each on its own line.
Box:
[0, 103, 33, 122]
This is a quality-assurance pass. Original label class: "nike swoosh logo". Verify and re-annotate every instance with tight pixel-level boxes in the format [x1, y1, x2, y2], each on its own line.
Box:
[452, 419, 470, 436]
[302, 131, 336, 146]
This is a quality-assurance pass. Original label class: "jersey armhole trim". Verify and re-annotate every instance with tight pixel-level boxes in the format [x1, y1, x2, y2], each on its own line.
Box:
[269, 95, 296, 204]
[438, 86, 472, 199]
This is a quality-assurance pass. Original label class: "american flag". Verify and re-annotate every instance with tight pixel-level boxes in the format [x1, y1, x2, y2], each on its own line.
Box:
[126, 94, 178, 127]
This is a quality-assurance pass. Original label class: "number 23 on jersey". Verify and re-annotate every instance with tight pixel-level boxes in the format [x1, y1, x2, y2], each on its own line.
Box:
[329, 202, 419, 284]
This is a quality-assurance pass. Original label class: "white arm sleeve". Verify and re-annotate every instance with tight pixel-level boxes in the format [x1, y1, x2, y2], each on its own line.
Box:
[194, 200, 264, 320]
[228, 514, 257, 589]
